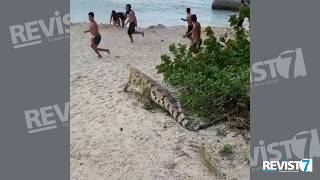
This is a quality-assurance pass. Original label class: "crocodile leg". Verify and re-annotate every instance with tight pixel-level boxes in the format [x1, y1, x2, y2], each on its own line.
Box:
[123, 82, 130, 92]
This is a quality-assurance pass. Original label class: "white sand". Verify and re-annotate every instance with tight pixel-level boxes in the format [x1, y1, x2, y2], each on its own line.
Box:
[71, 23, 249, 180]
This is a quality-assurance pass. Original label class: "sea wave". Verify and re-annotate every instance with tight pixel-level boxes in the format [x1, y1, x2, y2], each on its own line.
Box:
[71, 0, 236, 27]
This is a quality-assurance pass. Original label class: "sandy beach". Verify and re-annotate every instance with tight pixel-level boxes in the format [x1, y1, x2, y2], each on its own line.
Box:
[70, 23, 249, 180]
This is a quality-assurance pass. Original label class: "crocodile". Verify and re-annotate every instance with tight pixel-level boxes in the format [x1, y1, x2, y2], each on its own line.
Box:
[124, 64, 212, 132]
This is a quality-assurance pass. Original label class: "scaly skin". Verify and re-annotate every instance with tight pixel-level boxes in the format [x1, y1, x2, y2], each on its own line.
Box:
[124, 64, 210, 131]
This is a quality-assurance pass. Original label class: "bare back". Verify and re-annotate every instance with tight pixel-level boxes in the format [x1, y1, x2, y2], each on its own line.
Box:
[192, 21, 201, 42]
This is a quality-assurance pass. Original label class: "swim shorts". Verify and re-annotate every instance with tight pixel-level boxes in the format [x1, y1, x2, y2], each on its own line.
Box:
[128, 23, 136, 35]
[92, 34, 101, 45]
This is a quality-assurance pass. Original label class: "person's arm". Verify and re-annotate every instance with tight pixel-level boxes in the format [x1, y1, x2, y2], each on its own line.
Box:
[181, 18, 187, 21]
[110, 14, 113, 24]
[183, 29, 193, 38]
[125, 12, 133, 26]
[83, 30, 90, 33]
[134, 17, 138, 27]
[120, 16, 126, 28]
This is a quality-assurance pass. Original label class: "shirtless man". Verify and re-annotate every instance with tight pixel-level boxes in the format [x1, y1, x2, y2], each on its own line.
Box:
[237, 0, 249, 27]
[125, 4, 144, 43]
[183, 14, 202, 51]
[84, 12, 110, 58]
[181, 8, 192, 40]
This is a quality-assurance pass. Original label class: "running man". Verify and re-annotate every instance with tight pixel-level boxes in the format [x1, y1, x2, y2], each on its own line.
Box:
[237, 0, 245, 27]
[183, 14, 202, 51]
[84, 12, 110, 58]
[109, 10, 127, 28]
[181, 8, 192, 40]
[125, 4, 144, 43]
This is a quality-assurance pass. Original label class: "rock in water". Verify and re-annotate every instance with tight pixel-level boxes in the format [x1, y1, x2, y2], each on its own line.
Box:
[148, 24, 166, 29]
[212, 0, 241, 11]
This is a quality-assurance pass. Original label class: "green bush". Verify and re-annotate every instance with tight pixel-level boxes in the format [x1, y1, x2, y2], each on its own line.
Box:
[156, 6, 250, 129]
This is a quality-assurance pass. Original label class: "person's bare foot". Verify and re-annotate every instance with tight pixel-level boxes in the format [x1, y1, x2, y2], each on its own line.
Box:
[98, 55, 102, 58]
[100, 49, 110, 55]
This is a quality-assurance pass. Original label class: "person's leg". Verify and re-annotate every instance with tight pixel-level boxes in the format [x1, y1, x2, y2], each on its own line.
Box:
[131, 25, 144, 37]
[91, 42, 102, 58]
[96, 36, 110, 54]
[190, 42, 195, 51]
[237, 17, 244, 27]
[97, 47, 110, 55]
[189, 39, 202, 53]
[116, 18, 121, 27]
[129, 35, 134, 42]
[128, 24, 134, 42]
[198, 39, 202, 49]
[186, 26, 192, 40]
[121, 18, 126, 28]
[91, 37, 110, 57]
[132, 30, 144, 37]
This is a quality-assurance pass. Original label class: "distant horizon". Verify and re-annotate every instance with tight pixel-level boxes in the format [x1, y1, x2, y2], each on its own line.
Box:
[71, 0, 236, 28]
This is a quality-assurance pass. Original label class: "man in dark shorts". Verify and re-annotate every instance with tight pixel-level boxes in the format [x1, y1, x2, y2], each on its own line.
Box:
[183, 14, 202, 51]
[237, 0, 245, 27]
[237, 0, 250, 27]
[125, 4, 144, 43]
[109, 10, 127, 28]
[181, 8, 192, 40]
[84, 12, 110, 58]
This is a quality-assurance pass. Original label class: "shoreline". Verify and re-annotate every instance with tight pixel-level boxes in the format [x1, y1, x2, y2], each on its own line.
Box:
[70, 22, 233, 36]
[70, 21, 231, 29]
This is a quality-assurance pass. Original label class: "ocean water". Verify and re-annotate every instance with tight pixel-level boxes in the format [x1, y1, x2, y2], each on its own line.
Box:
[71, 0, 237, 27]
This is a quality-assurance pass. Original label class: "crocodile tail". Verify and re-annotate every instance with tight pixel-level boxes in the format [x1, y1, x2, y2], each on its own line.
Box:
[175, 113, 201, 132]
[198, 121, 215, 130]
[178, 117, 216, 131]
[150, 85, 203, 132]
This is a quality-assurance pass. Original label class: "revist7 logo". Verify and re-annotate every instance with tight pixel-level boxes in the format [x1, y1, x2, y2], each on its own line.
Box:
[24, 102, 69, 134]
[250, 48, 307, 84]
[9, 10, 69, 49]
